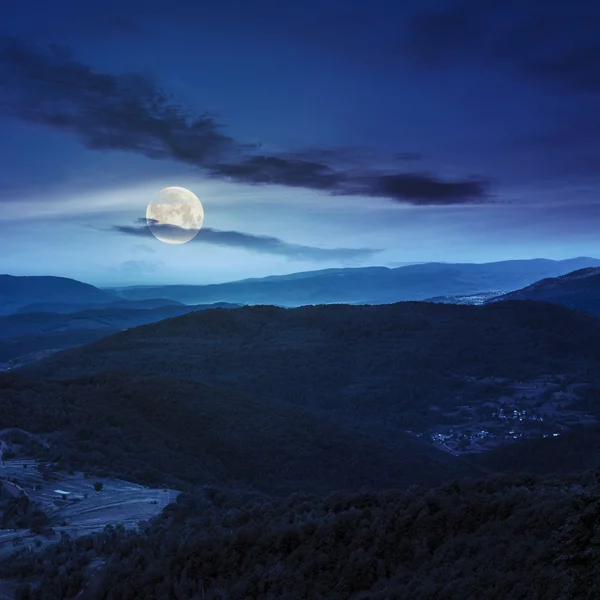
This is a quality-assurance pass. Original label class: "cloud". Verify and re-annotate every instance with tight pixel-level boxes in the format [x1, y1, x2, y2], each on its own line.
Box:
[113, 222, 381, 262]
[403, 0, 600, 93]
[0, 36, 491, 205]
[116, 259, 165, 274]
[507, 117, 600, 179]
[396, 152, 424, 162]
[211, 155, 489, 203]
[131, 243, 156, 254]
[356, 173, 490, 205]
[169, 0, 599, 95]
[0, 36, 243, 164]
[210, 155, 340, 191]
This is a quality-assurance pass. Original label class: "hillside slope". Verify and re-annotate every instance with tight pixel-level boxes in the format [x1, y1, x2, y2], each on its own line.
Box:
[4, 472, 596, 600]
[17, 300, 600, 478]
[9, 300, 600, 493]
[0, 303, 239, 366]
[0, 372, 484, 495]
[0, 275, 111, 315]
[15, 298, 185, 314]
[489, 267, 600, 316]
[23, 301, 600, 416]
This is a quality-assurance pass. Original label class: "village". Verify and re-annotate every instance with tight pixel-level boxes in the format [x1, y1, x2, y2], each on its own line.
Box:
[412, 374, 597, 456]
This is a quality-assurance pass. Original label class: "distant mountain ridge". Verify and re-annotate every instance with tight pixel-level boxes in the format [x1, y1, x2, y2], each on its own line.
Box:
[0, 275, 215, 315]
[488, 267, 600, 316]
[15, 298, 185, 314]
[106, 257, 600, 306]
[5, 258, 600, 314]
[0, 274, 111, 315]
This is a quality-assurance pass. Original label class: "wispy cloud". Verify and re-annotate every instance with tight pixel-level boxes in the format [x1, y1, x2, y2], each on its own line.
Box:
[395, 152, 425, 162]
[131, 243, 156, 254]
[210, 153, 490, 204]
[113, 221, 381, 262]
[0, 36, 491, 205]
[115, 259, 165, 274]
[0, 37, 242, 162]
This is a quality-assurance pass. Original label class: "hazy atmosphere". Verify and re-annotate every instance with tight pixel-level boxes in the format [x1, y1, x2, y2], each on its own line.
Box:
[3, 3, 600, 599]
[2, 0, 599, 285]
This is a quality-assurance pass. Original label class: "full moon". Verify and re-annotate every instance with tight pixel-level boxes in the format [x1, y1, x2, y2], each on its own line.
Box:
[146, 187, 204, 245]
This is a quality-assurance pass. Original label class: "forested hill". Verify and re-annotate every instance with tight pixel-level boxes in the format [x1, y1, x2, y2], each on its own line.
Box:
[14, 299, 600, 484]
[0, 302, 241, 366]
[490, 267, 600, 316]
[4, 300, 600, 597]
[0, 372, 486, 495]
[4, 471, 600, 599]
[23, 300, 600, 412]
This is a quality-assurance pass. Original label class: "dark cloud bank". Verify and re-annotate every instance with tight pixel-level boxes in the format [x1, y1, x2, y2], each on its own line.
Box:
[179, 0, 600, 94]
[0, 36, 490, 205]
[404, 0, 600, 93]
[114, 220, 380, 262]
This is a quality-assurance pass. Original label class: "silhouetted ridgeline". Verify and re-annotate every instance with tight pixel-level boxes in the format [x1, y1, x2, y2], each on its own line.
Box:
[489, 266, 600, 316]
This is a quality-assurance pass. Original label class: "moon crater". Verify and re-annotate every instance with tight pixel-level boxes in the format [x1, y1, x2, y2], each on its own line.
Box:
[146, 187, 204, 245]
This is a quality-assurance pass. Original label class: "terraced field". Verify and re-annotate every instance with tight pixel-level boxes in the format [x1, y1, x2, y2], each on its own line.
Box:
[0, 459, 178, 558]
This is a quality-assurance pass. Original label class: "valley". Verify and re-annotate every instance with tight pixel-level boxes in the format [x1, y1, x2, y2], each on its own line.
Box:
[2, 276, 600, 598]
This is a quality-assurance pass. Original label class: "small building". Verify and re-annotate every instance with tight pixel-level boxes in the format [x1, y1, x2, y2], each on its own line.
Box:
[54, 489, 85, 501]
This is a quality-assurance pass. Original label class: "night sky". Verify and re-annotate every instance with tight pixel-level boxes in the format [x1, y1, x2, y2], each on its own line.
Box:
[1, 0, 599, 285]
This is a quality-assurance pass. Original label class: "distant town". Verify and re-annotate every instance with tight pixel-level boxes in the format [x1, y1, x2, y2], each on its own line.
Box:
[408, 375, 596, 456]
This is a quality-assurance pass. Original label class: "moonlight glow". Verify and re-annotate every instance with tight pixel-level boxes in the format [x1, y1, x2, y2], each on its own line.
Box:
[146, 187, 204, 245]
